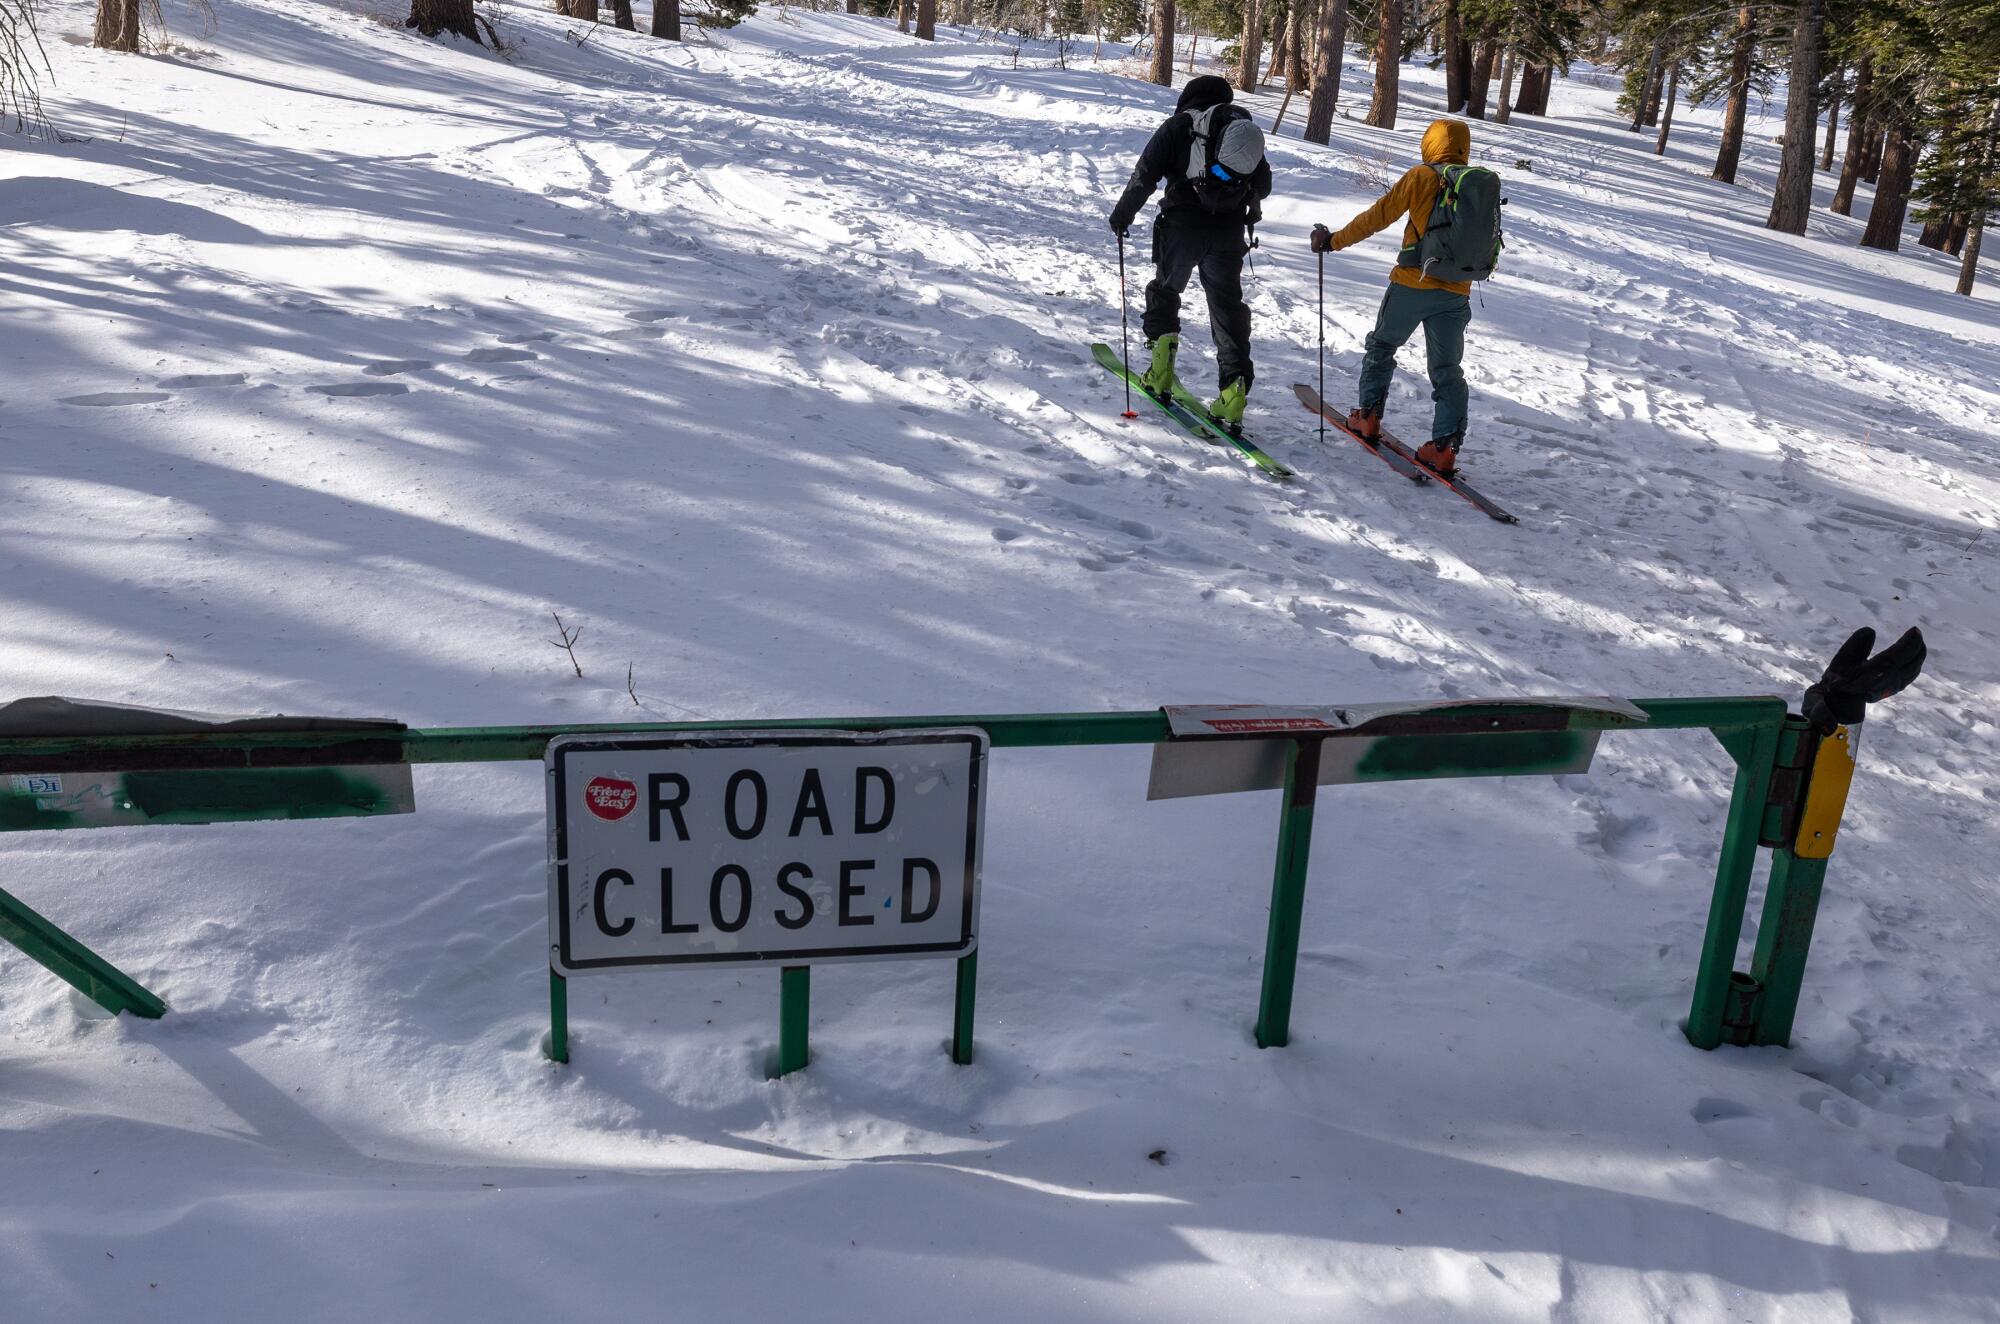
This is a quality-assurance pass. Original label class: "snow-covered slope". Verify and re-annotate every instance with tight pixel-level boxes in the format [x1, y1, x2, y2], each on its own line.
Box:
[3, 3, 1998, 1318]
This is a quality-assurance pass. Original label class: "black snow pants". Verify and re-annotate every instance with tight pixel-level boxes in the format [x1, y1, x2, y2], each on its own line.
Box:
[1141, 220, 1254, 392]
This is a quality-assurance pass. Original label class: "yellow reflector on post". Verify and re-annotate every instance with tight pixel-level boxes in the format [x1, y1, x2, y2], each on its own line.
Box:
[1794, 726, 1858, 860]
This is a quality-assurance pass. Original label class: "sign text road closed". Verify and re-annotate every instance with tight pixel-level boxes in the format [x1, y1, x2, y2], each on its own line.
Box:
[547, 730, 986, 974]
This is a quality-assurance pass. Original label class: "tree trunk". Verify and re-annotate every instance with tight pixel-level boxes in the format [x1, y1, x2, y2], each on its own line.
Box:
[1859, 121, 1916, 251]
[1514, 62, 1548, 116]
[1818, 69, 1841, 171]
[1945, 212, 1969, 256]
[1366, 0, 1400, 129]
[1494, 47, 1515, 124]
[1917, 217, 1951, 250]
[1712, 6, 1754, 184]
[1442, 0, 1465, 113]
[654, 0, 681, 35]
[572, 0, 599, 21]
[1302, 0, 1348, 145]
[409, 0, 481, 39]
[915, 0, 934, 39]
[1286, 4, 1306, 89]
[1150, 0, 1175, 85]
[1959, 208, 1986, 295]
[1831, 116, 1869, 215]
[1453, 29, 1473, 112]
[1265, 7, 1289, 86]
[1466, 34, 1496, 119]
[1766, 0, 1824, 234]
[1237, 0, 1263, 91]
[612, 0, 635, 29]
[1654, 62, 1679, 155]
[846, 0, 857, 11]
[93, 0, 141, 49]
[1859, 119, 1884, 183]
[897, 0, 910, 32]
[1632, 34, 1664, 130]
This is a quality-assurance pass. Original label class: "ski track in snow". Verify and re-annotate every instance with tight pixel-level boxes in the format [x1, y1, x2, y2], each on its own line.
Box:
[2, 1, 1999, 1318]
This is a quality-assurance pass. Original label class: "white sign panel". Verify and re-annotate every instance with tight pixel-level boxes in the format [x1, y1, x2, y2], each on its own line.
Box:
[546, 730, 985, 975]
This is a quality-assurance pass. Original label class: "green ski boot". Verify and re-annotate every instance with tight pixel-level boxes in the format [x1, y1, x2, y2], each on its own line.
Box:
[1141, 334, 1180, 400]
[1209, 377, 1249, 436]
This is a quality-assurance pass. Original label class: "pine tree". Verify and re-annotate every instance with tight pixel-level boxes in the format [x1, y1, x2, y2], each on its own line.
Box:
[1711, 6, 1758, 183]
[1235, 0, 1261, 89]
[1366, 0, 1401, 128]
[1766, 0, 1827, 232]
[1302, 0, 1349, 143]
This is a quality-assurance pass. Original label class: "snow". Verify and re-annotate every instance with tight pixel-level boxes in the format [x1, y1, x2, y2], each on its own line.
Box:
[3, 2, 1999, 1318]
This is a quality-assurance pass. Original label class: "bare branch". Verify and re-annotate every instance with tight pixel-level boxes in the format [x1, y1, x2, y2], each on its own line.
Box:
[548, 611, 584, 678]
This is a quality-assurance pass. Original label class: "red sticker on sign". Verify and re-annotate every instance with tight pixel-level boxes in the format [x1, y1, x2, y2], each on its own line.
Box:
[584, 777, 638, 821]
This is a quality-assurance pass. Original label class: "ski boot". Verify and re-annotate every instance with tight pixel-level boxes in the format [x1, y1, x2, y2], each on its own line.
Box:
[1141, 334, 1181, 400]
[1209, 377, 1249, 437]
[1345, 404, 1382, 441]
[1416, 431, 1462, 477]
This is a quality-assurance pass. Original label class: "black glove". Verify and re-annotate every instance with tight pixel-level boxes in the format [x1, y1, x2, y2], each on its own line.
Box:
[1109, 211, 1133, 237]
[1800, 626, 1926, 734]
[1309, 224, 1334, 254]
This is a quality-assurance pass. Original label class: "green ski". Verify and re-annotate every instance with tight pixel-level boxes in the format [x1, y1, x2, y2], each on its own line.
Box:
[1089, 343, 1292, 479]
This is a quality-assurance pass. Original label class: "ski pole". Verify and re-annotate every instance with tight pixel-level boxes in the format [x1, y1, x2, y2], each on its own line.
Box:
[1117, 231, 1137, 419]
[1313, 226, 1327, 447]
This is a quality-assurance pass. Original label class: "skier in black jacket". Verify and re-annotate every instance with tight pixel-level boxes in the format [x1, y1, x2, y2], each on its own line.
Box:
[1107, 74, 1272, 433]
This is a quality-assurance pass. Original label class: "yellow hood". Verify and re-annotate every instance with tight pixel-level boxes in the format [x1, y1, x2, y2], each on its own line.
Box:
[1421, 119, 1471, 165]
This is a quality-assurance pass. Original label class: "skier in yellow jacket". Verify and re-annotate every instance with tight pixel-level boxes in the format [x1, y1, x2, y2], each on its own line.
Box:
[1310, 119, 1476, 476]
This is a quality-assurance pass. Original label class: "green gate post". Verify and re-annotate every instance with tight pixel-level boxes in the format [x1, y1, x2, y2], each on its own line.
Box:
[1255, 738, 1324, 1049]
[546, 970, 569, 1063]
[1747, 848, 1831, 1047]
[1748, 719, 1845, 1048]
[951, 951, 977, 1065]
[1685, 718, 1782, 1050]
[778, 965, 810, 1076]
[0, 885, 166, 1018]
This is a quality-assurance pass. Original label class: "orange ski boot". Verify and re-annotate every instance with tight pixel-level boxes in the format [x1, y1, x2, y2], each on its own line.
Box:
[1344, 405, 1382, 441]
[1415, 432, 1462, 477]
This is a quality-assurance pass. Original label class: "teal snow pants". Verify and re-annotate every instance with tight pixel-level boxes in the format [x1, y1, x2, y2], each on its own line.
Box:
[1356, 282, 1472, 441]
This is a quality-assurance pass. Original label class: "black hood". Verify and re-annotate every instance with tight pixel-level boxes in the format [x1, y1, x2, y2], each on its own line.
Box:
[1175, 75, 1233, 115]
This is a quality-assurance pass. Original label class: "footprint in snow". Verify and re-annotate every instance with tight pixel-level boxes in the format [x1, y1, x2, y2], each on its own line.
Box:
[464, 348, 538, 364]
[605, 327, 666, 341]
[624, 309, 674, 322]
[362, 360, 435, 377]
[498, 331, 558, 344]
[309, 382, 410, 397]
[991, 527, 1022, 543]
[1691, 1097, 1757, 1125]
[156, 373, 247, 389]
[61, 391, 172, 406]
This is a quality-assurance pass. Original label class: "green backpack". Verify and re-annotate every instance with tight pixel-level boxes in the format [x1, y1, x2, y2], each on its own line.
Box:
[1399, 164, 1505, 282]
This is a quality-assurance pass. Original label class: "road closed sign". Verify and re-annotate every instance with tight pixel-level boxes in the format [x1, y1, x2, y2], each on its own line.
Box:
[546, 730, 986, 974]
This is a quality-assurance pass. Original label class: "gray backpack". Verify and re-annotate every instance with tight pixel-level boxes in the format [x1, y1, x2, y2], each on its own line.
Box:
[1184, 104, 1265, 216]
[1399, 164, 1505, 281]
